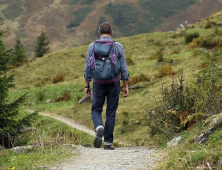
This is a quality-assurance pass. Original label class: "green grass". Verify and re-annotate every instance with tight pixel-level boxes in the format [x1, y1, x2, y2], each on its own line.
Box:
[0, 111, 94, 170]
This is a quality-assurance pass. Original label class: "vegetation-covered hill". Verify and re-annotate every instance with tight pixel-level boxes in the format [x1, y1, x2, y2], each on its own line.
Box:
[1, 0, 222, 57]
[5, 9, 222, 169]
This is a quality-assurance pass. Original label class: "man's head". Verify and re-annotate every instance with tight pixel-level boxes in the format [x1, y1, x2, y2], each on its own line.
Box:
[98, 22, 113, 36]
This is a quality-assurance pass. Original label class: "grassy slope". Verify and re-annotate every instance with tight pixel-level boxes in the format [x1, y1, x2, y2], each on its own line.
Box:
[9, 8, 222, 150]
[10, 10, 222, 146]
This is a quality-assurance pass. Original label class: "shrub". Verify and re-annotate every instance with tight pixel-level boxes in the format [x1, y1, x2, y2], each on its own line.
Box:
[185, 32, 199, 44]
[201, 38, 222, 49]
[52, 74, 65, 84]
[189, 37, 203, 50]
[154, 65, 175, 78]
[204, 21, 216, 29]
[148, 49, 222, 137]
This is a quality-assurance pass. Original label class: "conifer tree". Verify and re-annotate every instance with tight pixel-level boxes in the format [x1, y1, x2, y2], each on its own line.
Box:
[34, 31, 51, 58]
[0, 26, 38, 148]
[11, 37, 27, 66]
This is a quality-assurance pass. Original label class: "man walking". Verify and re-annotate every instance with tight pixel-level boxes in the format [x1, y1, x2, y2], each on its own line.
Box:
[84, 22, 129, 150]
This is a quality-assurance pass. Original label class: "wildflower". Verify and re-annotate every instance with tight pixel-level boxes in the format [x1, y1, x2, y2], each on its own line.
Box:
[11, 167, 16, 170]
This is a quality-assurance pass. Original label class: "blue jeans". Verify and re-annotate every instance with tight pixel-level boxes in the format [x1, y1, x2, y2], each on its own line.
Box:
[91, 82, 120, 144]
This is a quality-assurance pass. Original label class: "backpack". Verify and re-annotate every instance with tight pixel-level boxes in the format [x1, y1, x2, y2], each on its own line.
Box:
[87, 40, 121, 84]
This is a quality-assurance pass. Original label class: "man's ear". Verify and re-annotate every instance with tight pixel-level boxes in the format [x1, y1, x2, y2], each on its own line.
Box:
[98, 31, 101, 36]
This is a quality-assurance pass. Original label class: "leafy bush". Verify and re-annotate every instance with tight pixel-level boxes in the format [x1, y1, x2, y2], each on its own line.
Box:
[185, 32, 199, 44]
[148, 49, 222, 137]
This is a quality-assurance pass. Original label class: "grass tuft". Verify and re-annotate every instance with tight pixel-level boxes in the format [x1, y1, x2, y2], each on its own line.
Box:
[52, 74, 65, 84]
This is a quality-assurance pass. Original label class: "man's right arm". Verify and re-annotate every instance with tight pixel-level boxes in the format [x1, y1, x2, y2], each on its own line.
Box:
[84, 44, 94, 96]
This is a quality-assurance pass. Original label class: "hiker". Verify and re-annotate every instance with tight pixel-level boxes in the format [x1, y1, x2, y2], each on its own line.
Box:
[84, 22, 129, 150]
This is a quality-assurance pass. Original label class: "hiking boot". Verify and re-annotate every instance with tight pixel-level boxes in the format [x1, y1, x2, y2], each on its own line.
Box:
[104, 145, 115, 150]
[93, 127, 104, 148]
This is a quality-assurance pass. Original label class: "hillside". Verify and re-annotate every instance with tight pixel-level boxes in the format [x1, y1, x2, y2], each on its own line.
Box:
[8, 7, 222, 138]
[1, 0, 222, 57]
[3, 7, 222, 170]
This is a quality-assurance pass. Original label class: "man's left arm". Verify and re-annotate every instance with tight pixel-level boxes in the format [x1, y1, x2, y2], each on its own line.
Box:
[117, 44, 129, 97]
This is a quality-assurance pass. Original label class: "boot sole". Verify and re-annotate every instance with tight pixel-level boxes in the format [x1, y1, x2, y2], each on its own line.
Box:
[93, 128, 104, 148]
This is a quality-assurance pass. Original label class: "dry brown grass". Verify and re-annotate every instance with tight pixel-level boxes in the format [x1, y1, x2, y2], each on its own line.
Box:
[121, 73, 150, 88]
[52, 74, 65, 84]
[154, 65, 176, 78]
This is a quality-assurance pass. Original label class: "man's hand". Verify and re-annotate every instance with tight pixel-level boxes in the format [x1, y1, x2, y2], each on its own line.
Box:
[123, 87, 129, 97]
[123, 80, 129, 97]
[85, 87, 91, 97]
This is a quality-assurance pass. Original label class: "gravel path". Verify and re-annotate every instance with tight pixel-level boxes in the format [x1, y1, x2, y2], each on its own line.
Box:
[51, 146, 159, 170]
[29, 110, 160, 170]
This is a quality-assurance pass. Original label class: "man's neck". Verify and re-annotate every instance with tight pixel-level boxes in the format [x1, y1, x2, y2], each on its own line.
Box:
[100, 34, 112, 37]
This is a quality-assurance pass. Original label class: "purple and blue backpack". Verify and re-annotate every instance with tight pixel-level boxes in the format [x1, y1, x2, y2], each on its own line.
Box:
[87, 40, 121, 84]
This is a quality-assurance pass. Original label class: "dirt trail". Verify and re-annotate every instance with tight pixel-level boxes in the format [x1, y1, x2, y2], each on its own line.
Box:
[29, 110, 160, 170]
[34, 110, 95, 136]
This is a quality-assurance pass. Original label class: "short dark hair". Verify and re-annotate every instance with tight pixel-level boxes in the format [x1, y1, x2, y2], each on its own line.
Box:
[99, 22, 112, 34]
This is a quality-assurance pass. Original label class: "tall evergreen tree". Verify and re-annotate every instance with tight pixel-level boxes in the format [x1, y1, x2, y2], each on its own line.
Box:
[0, 26, 38, 148]
[11, 37, 27, 66]
[34, 31, 51, 58]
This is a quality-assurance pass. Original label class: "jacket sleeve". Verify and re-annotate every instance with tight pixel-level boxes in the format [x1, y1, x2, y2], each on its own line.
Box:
[116, 43, 129, 81]
[84, 43, 94, 82]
